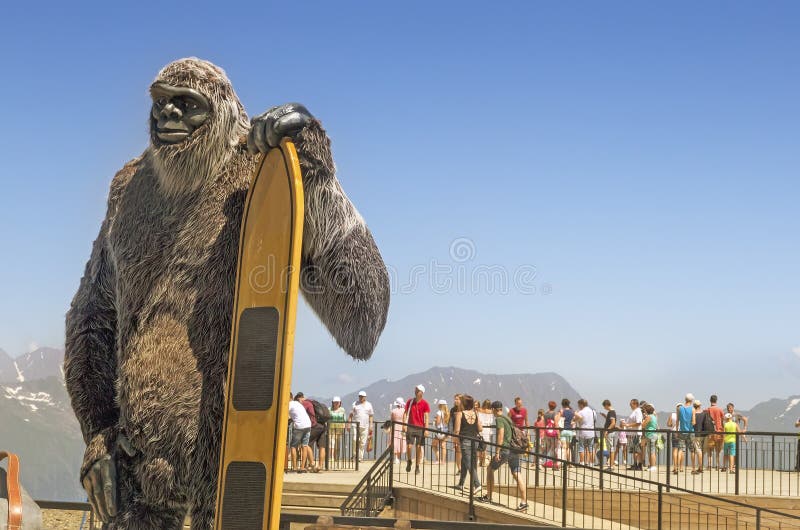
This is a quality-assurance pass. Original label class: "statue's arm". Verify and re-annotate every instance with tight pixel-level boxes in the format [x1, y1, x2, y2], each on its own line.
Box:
[64, 161, 136, 479]
[248, 107, 390, 360]
[294, 120, 390, 360]
[64, 217, 119, 473]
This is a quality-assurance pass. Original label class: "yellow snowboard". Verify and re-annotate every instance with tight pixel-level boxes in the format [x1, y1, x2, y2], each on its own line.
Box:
[215, 139, 304, 530]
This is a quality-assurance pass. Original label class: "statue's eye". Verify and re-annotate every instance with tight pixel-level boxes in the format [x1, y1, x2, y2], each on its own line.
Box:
[186, 99, 198, 110]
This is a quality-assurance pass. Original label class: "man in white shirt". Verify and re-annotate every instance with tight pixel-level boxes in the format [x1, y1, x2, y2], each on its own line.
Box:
[573, 399, 597, 465]
[626, 398, 644, 470]
[349, 390, 374, 460]
[288, 392, 312, 472]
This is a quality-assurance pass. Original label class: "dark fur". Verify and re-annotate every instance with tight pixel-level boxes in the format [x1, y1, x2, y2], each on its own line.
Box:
[64, 58, 389, 529]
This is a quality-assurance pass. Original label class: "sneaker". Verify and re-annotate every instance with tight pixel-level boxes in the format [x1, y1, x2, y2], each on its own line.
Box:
[472, 485, 482, 496]
[406, 460, 412, 472]
[451, 484, 464, 491]
[647, 467, 658, 472]
[394, 457, 400, 465]
[476, 494, 490, 503]
[516, 502, 529, 511]
[415, 466, 420, 475]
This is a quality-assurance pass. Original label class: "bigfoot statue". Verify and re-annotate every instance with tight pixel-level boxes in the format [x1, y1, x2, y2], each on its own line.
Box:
[64, 58, 390, 529]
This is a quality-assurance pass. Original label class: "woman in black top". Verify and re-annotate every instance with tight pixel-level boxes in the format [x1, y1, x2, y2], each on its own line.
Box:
[453, 394, 483, 493]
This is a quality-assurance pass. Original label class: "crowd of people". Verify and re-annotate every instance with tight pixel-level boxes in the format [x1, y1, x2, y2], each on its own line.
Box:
[286, 385, 754, 488]
[379, 387, 752, 483]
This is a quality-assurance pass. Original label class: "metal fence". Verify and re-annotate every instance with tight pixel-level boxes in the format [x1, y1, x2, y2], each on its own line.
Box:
[368, 420, 800, 497]
[390, 420, 800, 529]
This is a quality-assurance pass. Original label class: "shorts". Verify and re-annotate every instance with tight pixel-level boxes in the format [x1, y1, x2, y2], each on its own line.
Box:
[629, 435, 642, 452]
[291, 427, 311, 449]
[644, 436, 658, 457]
[578, 437, 595, 453]
[560, 430, 575, 441]
[606, 431, 619, 449]
[490, 449, 521, 474]
[704, 434, 723, 450]
[724, 442, 736, 456]
[406, 425, 426, 446]
[309, 423, 327, 447]
[676, 432, 695, 451]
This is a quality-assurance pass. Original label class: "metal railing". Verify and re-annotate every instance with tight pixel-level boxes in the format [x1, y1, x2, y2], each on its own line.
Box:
[288, 420, 363, 471]
[367, 419, 800, 497]
[390, 420, 800, 529]
[340, 445, 394, 517]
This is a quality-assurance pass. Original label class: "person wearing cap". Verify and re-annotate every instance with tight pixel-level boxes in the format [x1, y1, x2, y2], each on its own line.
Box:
[349, 391, 374, 461]
[690, 399, 705, 474]
[431, 399, 450, 464]
[390, 397, 407, 464]
[723, 412, 740, 473]
[479, 401, 528, 511]
[329, 396, 347, 463]
[673, 393, 697, 474]
[403, 384, 431, 474]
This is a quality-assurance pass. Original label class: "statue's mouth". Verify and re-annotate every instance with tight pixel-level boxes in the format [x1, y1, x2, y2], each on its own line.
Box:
[156, 129, 190, 143]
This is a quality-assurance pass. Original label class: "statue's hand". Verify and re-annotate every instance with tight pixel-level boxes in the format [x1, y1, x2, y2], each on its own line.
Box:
[247, 103, 314, 154]
[81, 433, 135, 523]
[82, 453, 116, 523]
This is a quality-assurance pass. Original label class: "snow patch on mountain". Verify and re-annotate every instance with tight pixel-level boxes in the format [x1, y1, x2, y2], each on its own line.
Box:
[14, 361, 24, 382]
[3, 385, 57, 412]
[776, 398, 800, 419]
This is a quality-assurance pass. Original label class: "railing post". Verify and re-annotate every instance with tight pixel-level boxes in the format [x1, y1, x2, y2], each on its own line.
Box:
[389, 422, 394, 494]
[325, 423, 330, 471]
[468, 439, 476, 521]
[735, 432, 740, 495]
[666, 430, 671, 492]
[599, 428, 605, 491]
[771, 434, 775, 471]
[366, 473, 373, 517]
[356, 424, 361, 471]
[561, 460, 568, 527]
[657, 484, 663, 530]
[534, 427, 541, 488]
[756, 507, 761, 530]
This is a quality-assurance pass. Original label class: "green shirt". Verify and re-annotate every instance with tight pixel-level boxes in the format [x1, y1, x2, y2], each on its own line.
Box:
[329, 407, 346, 431]
[495, 416, 514, 448]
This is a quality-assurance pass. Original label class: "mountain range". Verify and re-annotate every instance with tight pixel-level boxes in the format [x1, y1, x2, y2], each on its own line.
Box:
[1, 346, 799, 501]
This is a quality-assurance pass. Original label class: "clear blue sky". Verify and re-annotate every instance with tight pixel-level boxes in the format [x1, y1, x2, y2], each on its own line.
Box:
[1, 2, 798, 412]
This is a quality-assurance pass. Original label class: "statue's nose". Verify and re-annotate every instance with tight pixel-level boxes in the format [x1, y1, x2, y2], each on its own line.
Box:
[161, 103, 183, 120]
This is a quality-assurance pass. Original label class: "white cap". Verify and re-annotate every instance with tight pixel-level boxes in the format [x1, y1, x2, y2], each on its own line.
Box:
[358, 390, 367, 397]
[724, 413, 733, 419]
[332, 396, 341, 402]
[394, 397, 405, 407]
[416, 384, 425, 393]
[438, 399, 448, 406]
[685, 393, 695, 402]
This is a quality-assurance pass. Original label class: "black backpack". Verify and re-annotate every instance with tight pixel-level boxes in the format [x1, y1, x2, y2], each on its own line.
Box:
[311, 400, 331, 424]
[696, 411, 714, 435]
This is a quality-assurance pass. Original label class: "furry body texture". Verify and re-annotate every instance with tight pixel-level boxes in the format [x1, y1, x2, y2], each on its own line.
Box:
[64, 59, 389, 529]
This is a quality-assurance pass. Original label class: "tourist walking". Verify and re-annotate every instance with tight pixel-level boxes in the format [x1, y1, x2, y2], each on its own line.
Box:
[453, 395, 483, 495]
[390, 397, 406, 464]
[349, 390, 374, 461]
[432, 400, 450, 464]
[404, 384, 430, 474]
[479, 401, 528, 511]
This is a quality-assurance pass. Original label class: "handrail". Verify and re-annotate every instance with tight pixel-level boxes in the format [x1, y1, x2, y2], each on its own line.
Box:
[390, 420, 800, 528]
[340, 445, 394, 517]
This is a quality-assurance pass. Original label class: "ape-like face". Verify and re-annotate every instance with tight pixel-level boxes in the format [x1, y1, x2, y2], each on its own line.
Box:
[150, 82, 211, 144]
